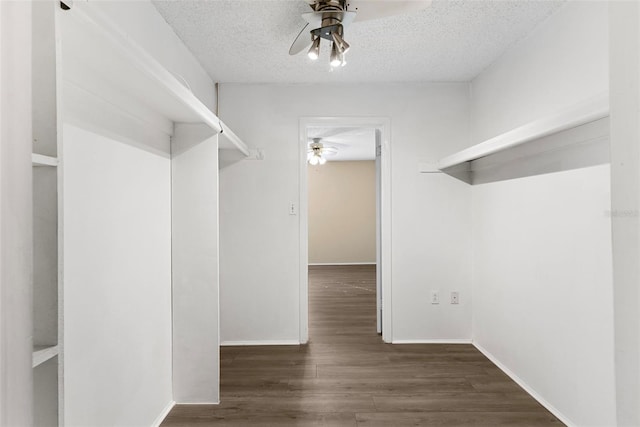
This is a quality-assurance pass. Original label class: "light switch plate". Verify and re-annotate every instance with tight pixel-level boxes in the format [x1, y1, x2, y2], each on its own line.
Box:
[431, 291, 439, 304]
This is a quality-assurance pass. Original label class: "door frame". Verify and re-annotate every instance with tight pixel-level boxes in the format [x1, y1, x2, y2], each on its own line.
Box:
[298, 116, 392, 343]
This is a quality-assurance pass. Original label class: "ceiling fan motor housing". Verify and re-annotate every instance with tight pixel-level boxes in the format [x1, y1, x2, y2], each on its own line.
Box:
[310, 1, 347, 41]
[312, 0, 346, 12]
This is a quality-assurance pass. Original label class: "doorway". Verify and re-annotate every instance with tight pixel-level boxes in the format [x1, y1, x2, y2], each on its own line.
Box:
[298, 117, 391, 344]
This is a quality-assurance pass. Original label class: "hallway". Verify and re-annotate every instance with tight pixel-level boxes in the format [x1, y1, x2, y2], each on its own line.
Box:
[162, 265, 561, 426]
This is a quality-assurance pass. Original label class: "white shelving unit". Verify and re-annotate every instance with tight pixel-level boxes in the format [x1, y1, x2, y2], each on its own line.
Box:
[59, 2, 250, 161]
[32, 2, 62, 426]
[30, 1, 255, 422]
[438, 94, 610, 184]
[32, 151, 61, 427]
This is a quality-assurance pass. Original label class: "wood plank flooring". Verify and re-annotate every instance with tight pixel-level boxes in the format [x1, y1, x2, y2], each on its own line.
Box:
[162, 265, 562, 426]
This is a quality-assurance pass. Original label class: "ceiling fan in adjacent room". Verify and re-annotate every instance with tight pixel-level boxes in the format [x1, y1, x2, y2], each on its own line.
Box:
[289, 0, 433, 67]
[307, 138, 339, 165]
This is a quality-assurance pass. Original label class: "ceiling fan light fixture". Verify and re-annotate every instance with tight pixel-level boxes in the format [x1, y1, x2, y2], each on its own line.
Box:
[308, 36, 321, 60]
[309, 154, 320, 165]
[318, 156, 327, 165]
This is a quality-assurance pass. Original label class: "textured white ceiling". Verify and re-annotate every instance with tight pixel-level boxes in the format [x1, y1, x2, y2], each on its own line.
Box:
[153, 0, 565, 83]
[308, 127, 376, 161]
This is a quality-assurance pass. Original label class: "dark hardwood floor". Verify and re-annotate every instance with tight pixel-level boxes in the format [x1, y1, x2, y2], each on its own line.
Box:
[162, 265, 562, 426]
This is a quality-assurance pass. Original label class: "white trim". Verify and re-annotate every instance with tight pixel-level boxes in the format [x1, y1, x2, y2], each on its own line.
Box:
[220, 340, 301, 346]
[299, 117, 392, 344]
[175, 401, 220, 405]
[151, 400, 176, 427]
[473, 342, 575, 427]
[308, 262, 376, 266]
[438, 93, 609, 170]
[299, 121, 309, 345]
[392, 339, 472, 344]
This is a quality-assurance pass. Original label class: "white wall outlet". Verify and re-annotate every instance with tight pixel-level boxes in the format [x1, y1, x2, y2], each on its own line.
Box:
[431, 290, 440, 304]
[289, 202, 297, 215]
[451, 291, 459, 304]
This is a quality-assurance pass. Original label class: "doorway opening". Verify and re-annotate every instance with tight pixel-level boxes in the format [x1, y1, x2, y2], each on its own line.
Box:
[298, 117, 391, 344]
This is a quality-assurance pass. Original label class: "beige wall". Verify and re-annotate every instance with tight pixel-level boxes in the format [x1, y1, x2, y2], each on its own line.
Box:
[308, 160, 376, 264]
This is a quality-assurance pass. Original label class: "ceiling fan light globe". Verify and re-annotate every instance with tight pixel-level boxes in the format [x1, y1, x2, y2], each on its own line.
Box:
[309, 155, 320, 165]
[318, 157, 327, 165]
[330, 43, 342, 67]
[308, 37, 321, 60]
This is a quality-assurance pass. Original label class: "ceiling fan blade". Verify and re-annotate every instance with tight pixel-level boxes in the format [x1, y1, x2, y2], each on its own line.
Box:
[348, 0, 432, 22]
[289, 23, 313, 55]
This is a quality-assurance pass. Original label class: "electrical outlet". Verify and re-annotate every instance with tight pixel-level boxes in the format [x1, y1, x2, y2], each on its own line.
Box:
[451, 291, 459, 305]
[431, 290, 440, 305]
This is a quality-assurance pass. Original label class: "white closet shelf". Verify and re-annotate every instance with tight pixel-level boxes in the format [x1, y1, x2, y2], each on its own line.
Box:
[32, 154, 58, 167]
[438, 94, 610, 182]
[32, 345, 59, 368]
[61, 2, 249, 159]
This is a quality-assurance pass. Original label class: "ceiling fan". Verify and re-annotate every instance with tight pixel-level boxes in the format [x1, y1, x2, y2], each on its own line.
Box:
[308, 138, 339, 165]
[289, 0, 433, 67]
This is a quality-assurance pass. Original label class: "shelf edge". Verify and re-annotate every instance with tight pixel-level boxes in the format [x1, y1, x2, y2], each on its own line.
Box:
[32, 345, 59, 368]
[32, 153, 58, 167]
[439, 93, 610, 171]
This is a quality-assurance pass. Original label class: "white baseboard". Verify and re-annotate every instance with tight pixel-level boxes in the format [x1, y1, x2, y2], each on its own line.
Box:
[174, 401, 220, 405]
[308, 262, 376, 266]
[151, 400, 175, 427]
[221, 340, 301, 346]
[473, 342, 574, 427]
[392, 339, 473, 344]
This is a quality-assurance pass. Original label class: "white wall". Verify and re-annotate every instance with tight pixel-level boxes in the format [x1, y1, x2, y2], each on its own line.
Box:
[0, 2, 34, 425]
[470, 1, 608, 142]
[472, 166, 615, 426]
[609, 2, 640, 424]
[469, 1, 616, 425]
[171, 125, 220, 404]
[308, 161, 376, 264]
[63, 124, 172, 426]
[219, 83, 472, 344]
